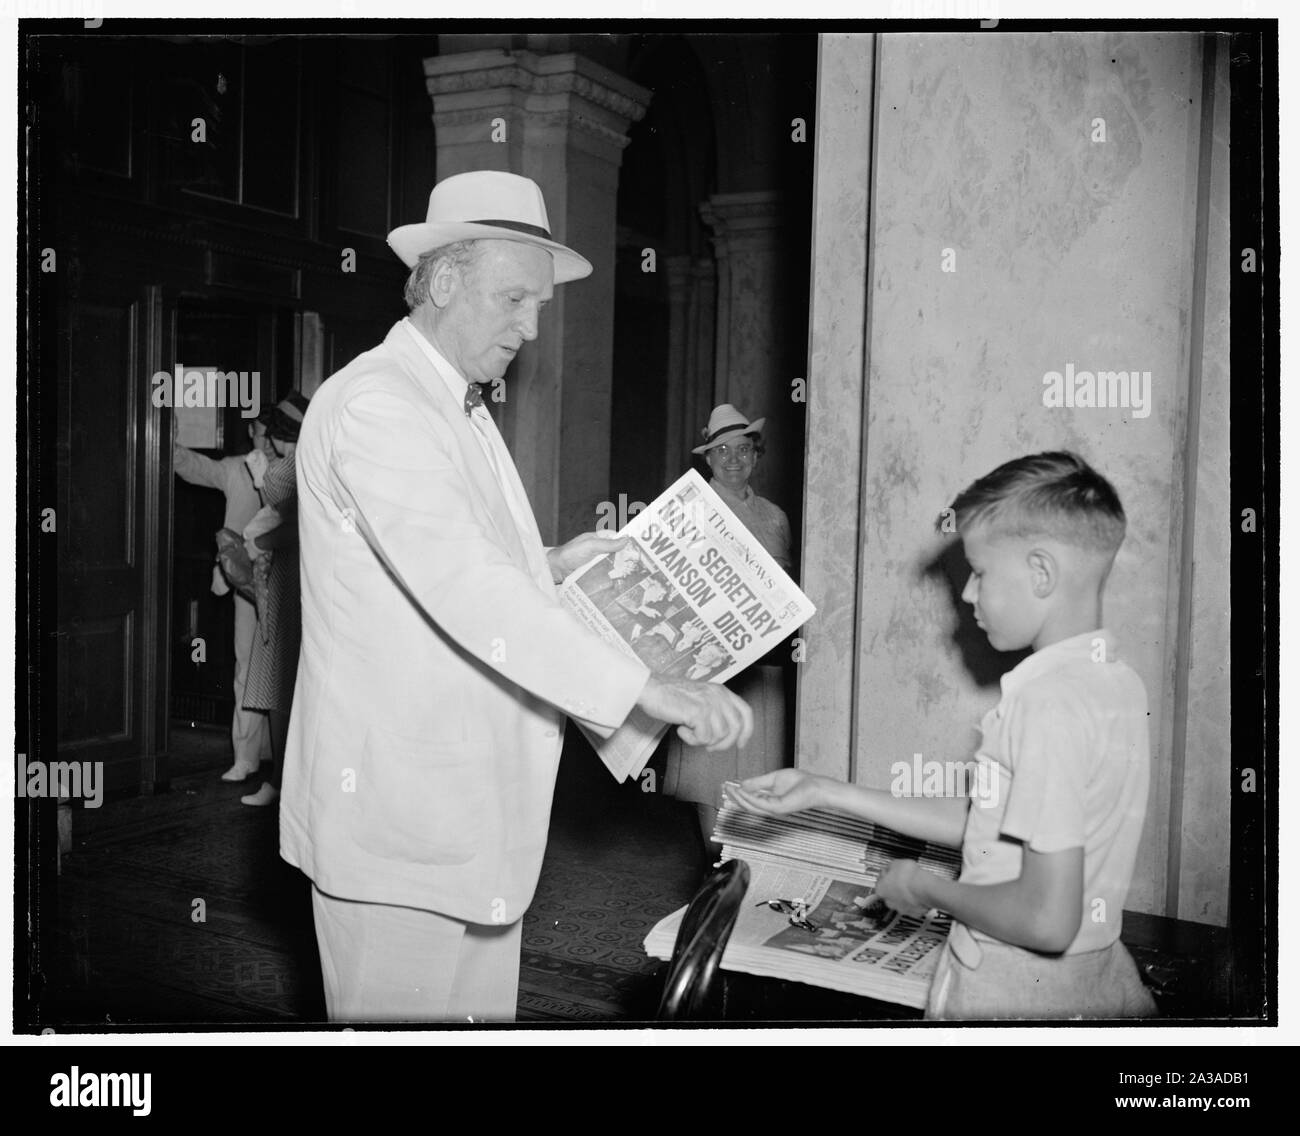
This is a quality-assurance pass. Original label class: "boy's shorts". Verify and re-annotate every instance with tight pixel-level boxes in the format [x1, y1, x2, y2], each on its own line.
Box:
[925, 924, 1159, 1020]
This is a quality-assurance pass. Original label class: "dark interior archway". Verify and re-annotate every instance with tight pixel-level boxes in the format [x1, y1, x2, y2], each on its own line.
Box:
[609, 36, 717, 513]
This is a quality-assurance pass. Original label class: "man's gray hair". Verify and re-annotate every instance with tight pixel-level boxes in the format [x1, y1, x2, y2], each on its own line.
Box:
[403, 240, 484, 312]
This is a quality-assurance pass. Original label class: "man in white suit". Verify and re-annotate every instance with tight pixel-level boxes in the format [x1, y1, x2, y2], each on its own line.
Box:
[281, 172, 752, 1022]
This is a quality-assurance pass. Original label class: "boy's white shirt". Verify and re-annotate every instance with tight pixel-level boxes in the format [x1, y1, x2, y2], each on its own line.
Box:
[955, 628, 1151, 958]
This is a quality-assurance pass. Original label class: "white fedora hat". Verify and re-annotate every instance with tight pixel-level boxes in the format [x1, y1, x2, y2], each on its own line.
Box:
[692, 404, 766, 454]
[387, 171, 593, 284]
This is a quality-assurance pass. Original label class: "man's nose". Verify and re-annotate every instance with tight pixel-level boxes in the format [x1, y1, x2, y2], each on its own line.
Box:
[517, 304, 541, 341]
[961, 574, 978, 604]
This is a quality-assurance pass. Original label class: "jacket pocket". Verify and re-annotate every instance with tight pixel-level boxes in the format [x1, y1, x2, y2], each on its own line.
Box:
[351, 725, 483, 867]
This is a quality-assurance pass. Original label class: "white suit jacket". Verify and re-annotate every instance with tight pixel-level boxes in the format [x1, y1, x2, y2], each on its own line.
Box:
[280, 321, 650, 925]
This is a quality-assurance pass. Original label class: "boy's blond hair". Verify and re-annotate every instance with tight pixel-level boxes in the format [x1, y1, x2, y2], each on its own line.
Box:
[942, 451, 1126, 557]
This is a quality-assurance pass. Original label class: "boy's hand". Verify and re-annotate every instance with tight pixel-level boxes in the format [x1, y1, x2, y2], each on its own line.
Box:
[725, 769, 825, 816]
[873, 859, 931, 918]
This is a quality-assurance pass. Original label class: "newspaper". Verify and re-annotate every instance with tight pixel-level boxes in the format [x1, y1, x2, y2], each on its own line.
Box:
[559, 470, 815, 782]
[643, 789, 963, 1008]
[644, 862, 954, 1008]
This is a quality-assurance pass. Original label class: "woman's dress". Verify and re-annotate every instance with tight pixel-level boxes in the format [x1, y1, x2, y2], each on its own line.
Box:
[242, 454, 300, 714]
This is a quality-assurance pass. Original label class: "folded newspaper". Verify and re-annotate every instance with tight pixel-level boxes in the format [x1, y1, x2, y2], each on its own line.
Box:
[644, 787, 963, 1009]
[559, 470, 815, 783]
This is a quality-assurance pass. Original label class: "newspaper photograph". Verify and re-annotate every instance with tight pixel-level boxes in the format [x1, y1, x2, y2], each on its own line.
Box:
[560, 470, 815, 782]
[644, 860, 953, 1008]
[751, 869, 951, 979]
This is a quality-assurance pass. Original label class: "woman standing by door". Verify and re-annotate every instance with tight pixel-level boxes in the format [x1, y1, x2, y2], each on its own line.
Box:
[233, 393, 309, 807]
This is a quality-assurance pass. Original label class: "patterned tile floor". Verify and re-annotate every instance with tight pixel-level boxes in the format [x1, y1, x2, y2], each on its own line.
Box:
[39, 727, 707, 1030]
[35, 728, 1230, 1029]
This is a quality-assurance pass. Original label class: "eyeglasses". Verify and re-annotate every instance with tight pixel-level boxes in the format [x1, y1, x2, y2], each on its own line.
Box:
[756, 896, 819, 933]
[712, 443, 756, 460]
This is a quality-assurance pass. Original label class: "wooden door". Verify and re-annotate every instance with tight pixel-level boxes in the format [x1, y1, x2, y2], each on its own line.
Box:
[55, 273, 172, 796]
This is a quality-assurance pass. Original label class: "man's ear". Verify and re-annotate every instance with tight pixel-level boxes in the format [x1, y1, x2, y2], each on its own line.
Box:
[428, 258, 457, 310]
[1026, 547, 1057, 599]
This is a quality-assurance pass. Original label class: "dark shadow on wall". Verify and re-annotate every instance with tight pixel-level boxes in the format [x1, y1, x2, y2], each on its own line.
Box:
[918, 538, 1030, 691]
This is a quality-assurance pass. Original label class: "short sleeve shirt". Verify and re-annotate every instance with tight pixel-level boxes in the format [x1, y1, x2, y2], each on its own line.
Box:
[959, 629, 1150, 954]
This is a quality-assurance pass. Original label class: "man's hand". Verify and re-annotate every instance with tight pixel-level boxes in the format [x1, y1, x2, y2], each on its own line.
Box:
[636, 674, 753, 752]
[724, 769, 826, 816]
[873, 859, 931, 918]
[547, 531, 628, 584]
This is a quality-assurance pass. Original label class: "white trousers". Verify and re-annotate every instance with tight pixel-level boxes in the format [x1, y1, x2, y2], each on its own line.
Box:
[925, 930, 1159, 1020]
[231, 593, 270, 768]
[311, 886, 523, 1023]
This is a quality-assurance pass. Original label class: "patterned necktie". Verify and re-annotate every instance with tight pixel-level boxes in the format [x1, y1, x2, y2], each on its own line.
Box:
[464, 383, 484, 417]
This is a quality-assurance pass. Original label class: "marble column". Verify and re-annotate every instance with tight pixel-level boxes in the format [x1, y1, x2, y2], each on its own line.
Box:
[423, 47, 651, 543]
[793, 35, 874, 783]
[699, 191, 793, 511]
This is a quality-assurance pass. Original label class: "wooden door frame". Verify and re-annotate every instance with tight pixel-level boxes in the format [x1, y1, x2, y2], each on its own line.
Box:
[141, 284, 174, 791]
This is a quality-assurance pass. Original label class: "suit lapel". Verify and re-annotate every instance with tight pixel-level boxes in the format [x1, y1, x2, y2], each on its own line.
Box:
[473, 409, 556, 594]
[382, 324, 533, 574]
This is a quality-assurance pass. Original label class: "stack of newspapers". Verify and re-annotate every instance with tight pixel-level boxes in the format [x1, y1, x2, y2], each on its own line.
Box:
[645, 787, 963, 1008]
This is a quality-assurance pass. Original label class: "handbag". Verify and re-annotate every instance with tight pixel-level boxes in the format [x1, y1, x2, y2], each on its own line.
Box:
[214, 527, 257, 604]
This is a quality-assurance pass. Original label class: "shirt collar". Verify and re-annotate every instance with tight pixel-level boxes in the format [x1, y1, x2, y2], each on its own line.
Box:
[710, 477, 755, 507]
[999, 628, 1116, 696]
[401, 317, 471, 407]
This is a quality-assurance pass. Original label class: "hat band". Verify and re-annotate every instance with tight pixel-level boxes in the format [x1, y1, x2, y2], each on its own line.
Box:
[278, 402, 305, 423]
[703, 423, 752, 445]
[470, 218, 553, 240]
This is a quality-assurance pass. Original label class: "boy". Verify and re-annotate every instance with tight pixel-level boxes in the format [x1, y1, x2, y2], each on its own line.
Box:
[728, 451, 1157, 1019]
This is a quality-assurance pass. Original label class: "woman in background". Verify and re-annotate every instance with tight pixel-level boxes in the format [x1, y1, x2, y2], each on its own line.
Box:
[663, 404, 794, 851]
[231, 393, 309, 807]
[173, 418, 273, 782]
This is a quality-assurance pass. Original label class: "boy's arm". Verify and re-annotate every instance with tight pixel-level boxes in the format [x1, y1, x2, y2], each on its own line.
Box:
[886, 689, 1089, 953]
[877, 845, 1084, 954]
[728, 770, 970, 847]
[733, 772, 1085, 950]
[172, 442, 230, 491]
